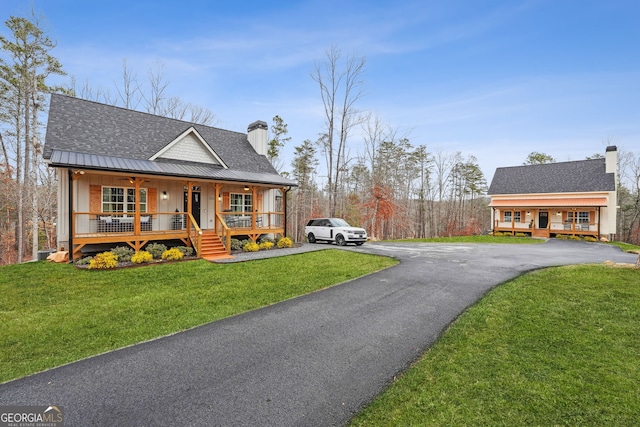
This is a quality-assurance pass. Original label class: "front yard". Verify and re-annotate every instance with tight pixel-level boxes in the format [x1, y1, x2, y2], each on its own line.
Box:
[350, 264, 640, 426]
[0, 250, 396, 383]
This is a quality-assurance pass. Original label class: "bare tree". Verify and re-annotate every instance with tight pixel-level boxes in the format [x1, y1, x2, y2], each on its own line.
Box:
[114, 59, 141, 110]
[290, 139, 318, 241]
[143, 61, 169, 115]
[0, 14, 65, 262]
[74, 60, 219, 126]
[617, 148, 640, 244]
[311, 45, 366, 217]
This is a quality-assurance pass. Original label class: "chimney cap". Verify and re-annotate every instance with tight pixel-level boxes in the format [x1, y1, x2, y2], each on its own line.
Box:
[606, 145, 617, 152]
[248, 120, 268, 132]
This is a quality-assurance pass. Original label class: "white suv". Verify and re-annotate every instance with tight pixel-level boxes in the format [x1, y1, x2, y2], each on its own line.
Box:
[305, 218, 367, 246]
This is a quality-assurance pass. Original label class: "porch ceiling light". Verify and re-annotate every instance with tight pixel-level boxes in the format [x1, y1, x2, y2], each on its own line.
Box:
[244, 185, 250, 191]
[162, 191, 168, 200]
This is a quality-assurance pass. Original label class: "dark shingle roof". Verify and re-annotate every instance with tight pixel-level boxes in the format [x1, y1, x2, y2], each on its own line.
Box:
[488, 158, 615, 195]
[44, 94, 296, 186]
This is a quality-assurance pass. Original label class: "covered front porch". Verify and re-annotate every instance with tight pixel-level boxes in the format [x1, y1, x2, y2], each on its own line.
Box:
[492, 208, 601, 238]
[489, 196, 609, 239]
[64, 170, 288, 260]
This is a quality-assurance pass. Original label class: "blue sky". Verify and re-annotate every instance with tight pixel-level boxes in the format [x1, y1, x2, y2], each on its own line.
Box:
[4, 0, 639, 182]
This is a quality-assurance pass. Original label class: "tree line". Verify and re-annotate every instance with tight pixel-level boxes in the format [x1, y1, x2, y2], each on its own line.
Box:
[280, 47, 640, 245]
[1, 16, 639, 265]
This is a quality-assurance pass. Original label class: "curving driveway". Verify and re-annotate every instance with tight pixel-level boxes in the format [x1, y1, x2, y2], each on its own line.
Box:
[0, 240, 636, 426]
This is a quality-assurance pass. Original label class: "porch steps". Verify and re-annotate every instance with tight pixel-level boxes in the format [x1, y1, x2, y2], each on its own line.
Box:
[532, 228, 550, 238]
[199, 230, 234, 261]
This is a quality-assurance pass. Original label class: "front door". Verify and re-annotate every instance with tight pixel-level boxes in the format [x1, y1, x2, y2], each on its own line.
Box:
[538, 211, 548, 229]
[184, 191, 201, 227]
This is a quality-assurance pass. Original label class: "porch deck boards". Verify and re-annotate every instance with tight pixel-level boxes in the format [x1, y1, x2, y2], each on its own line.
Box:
[494, 227, 598, 237]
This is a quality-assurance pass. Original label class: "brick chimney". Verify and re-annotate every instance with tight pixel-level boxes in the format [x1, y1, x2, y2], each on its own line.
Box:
[248, 120, 268, 156]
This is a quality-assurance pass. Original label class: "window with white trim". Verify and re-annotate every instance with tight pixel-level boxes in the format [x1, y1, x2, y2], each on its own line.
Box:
[230, 193, 252, 213]
[567, 211, 589, 224]
[503, 211, 520, 222]
[102, 187, 147, 213]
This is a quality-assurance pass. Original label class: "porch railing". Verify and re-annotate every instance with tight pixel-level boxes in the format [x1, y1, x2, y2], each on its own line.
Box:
[72, 210, 284, 255]
[73, 211, 194, 235]
[494, 219, 596, 235]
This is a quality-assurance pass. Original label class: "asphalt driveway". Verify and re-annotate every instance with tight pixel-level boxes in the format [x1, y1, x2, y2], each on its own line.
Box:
[0, 240, 636, 426]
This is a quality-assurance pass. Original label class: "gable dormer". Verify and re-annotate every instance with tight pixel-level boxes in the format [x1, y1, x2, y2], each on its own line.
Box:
[149, 127, 228, 168]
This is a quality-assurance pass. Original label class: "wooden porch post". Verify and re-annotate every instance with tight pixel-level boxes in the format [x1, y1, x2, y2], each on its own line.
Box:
[186, 182, 193, 221]
[511, 209, 515, 234]
[70, 171, 80, 257]
[133, 178, 141, 236]
[214, 183, 222, 214]
[251, 185, 257, 227]
[214, 183, 222, 233]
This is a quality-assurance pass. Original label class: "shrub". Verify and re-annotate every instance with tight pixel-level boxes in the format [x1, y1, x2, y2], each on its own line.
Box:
[131, 250, 153, 264]
[277, 237, 293, 248]
[162, 248, 184, 261]
[230, 238, 244, 251]
[76, 256, 93, 266]
[259, 236, 276, 245]
[259, 241, 274, 250]
[243, 242, 259, 252]
[145, 243, 167, 259]
[584, 236, 597, 242]
[569, 235, 582, 241]
[110, 246, 134, 262]
[515, 233, 528, 237]
[555, 234, 568, 240]
[175, 246, 194, 257]
[88, 252, 118, 269]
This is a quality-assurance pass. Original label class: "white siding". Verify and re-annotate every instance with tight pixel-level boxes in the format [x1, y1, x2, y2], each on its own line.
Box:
[159, 133, 220, 165]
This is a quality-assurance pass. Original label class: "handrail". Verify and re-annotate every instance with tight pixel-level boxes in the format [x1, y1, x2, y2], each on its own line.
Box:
[215, 212, 232, 254]
[186, 213, 202, 256]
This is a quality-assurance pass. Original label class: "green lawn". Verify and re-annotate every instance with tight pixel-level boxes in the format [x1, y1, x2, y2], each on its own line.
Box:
[3, 240, 639, 425]
[350, 264, 640, 426]
[0, 250, 396, 383]
[607, 240, 640, 254]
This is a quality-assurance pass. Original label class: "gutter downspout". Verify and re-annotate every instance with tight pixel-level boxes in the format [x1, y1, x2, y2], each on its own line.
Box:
[284, 186, 291, 238]
[67, 168, 74, 263]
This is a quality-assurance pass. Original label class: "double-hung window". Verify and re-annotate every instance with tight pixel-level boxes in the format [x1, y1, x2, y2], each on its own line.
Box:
[230, 193, 252, 213]
[513, 211, 521, 222]
[102, 187, 147, 213]
[503, 211, 520, 222]
[567, 211, 589, 224]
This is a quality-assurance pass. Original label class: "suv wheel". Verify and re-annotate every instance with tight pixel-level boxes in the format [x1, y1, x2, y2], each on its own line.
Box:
[335, 234, 346, 246]
[308, 233, 316, 243]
